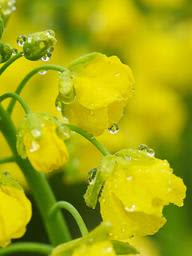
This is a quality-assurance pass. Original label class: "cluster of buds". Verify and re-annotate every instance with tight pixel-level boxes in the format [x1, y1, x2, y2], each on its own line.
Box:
[17, 30, 57, 61]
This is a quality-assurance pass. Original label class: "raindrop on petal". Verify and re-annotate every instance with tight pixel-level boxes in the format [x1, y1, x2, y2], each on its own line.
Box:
[138, 144, 155, 157]
[30, 141, 40, 153]
[125, 204, 136, 212]
[31, 129, 41, 138]
[108, 123, 119, 134]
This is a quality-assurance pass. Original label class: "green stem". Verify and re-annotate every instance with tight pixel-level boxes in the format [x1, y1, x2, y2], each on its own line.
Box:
[66, 124, 110, 156]
[0, 156, 15, 164]
[0, 52, 23, 76]
[0, 92, 31, 114]
[49, 201, 88, 237]
[0, 104, 71, 245]
[7, 64, 67, 114]
[0, 242, 52, 255]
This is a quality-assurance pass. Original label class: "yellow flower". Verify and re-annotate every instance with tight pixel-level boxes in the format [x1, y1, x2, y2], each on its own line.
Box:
[72, 241, 116, 256]
[100, 148, 186, 240]
[51, 223, 138, 256]
[60, 52, 134, 135]
[17, 113, 69, 173]
[0, 173, 31, 247]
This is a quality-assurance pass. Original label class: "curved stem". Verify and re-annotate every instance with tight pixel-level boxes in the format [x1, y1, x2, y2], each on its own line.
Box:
[66, 124, 110, 156]
[0, 156, 15, 164]
[0, 104, 71, 245]
[0, 52, 23, 76]
[0, 92, 31, 114]
[7, 64, 67, 114]
[49, 201, 88, 237]
[0, 242, 52, 255]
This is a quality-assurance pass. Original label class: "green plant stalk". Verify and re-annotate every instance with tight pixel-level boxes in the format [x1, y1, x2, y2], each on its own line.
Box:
[49, 201, 88, 237]
[0, 92, 31, 114]
[0, 242, 52, 255]
[0, 104, 71, 245]
[0, 52, 23, 76]
[66, 124, 110, 156]
[7, 64, 67, 114]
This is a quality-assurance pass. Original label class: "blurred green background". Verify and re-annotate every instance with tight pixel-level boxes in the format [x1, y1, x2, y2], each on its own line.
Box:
[1, 0, 192, 255]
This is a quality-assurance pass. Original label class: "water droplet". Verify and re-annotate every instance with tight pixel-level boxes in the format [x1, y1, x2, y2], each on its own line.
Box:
[125, 204, 136, 212]
[41, 55, 50, 62]
[138, 144, 155, 157]
[55, 97, 62, 112]
[108, 123, 119, 134]
[29, 141, 40, 152]
[114, 72, 120, 77]
[31, 129, 41, 138]
[125, 155, 131, 161]
[126, 176, 133, 181]
[88, 168, 97, 184]
[38, 70, 47, 75]
[17, 35, 27, 47]
[11, 48, 18, 56]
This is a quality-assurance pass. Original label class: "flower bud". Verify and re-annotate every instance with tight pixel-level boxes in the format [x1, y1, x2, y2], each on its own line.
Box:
[17, 30, 57, 61]
[57, 52, 135, 136]
[0, 41, 12, 63]
[99, 147, 186, 239]
[17, 113, 69, 173]
[0, 0, 16, 24]
[0, 172, 31, 247]
[51, 222, 137, 256]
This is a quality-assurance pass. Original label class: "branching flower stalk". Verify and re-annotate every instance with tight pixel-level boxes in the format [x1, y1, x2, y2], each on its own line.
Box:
[0, 1, 186, 255]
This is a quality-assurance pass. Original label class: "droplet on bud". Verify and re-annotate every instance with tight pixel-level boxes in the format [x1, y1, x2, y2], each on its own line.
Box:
[138, 144, 155, 157]
[29, 141, 40, 153]
[55, 97, 62, 112]
[41, 54, 50, 62]
[17, 35, 27, 47]
[31, 129, 41, 138]
[108, 123, 119, 134]
[124, 204, 136, 212]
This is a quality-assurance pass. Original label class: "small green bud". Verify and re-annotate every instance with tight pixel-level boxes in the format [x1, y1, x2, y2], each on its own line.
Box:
[0, 0, 16, 24]
[17, 30, 57, 61]
[0, 41, 13, 63]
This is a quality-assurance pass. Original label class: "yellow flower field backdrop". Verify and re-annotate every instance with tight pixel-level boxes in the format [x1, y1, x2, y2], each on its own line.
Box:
[0, 0, 191, 255]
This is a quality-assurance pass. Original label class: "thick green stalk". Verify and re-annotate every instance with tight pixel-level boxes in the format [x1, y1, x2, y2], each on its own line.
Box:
[7, 64, 66, 114]
[0, 242, 52, 255]
[0, 104, 71, 245]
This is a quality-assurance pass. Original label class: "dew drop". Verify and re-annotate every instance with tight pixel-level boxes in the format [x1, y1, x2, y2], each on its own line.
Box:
[126, 176, 133, 181]
[114, 72, 120, 77]
[31, 129, 41, 138]
[38, 70, 47, 75]
[29, 141, 40, 153]
[138, 144, 155, 157]
[108, 123, 119, 134]
[125, 204, 136, 212]
[11, 48, 18, 56]
[41, 55, 50, 62]
[17, 35, 27, 47]
[55, 98, 62, 112]
[88, 168, 97, 184]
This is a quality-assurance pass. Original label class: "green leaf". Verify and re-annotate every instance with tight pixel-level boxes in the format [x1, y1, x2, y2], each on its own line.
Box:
[112, 240, 139, 255]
